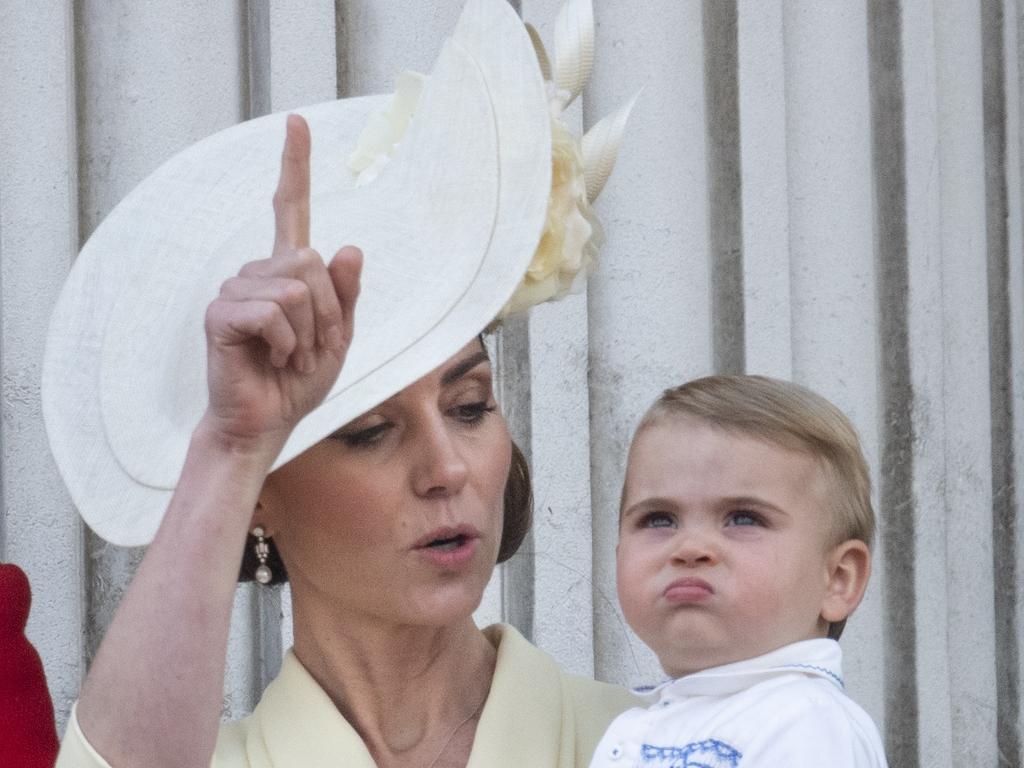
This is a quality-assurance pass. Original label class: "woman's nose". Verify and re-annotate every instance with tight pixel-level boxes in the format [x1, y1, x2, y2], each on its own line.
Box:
[669, 528, 718, 566]
[411, 419, 469, 498]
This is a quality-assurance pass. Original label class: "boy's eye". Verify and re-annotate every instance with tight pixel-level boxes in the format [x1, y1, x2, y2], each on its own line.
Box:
[452, 401, 496, 424]
[639, 512, 676, 529]
[333, 422, 392, 448]
[727, 511, 762, 527]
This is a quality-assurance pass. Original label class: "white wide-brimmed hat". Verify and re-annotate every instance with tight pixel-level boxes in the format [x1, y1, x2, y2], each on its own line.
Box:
[43, 0, 632, 547]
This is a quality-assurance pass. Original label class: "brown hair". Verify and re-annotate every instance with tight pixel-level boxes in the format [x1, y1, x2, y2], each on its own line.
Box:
[239, 439, 533, 584]
[637, 375, 874, 639]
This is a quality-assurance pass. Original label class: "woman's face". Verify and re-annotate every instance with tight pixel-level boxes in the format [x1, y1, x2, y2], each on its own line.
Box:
[259, 340, 511, 628]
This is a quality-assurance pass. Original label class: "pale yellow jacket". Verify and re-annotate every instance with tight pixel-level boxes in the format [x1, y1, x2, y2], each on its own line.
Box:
[58, 624, 637, 767]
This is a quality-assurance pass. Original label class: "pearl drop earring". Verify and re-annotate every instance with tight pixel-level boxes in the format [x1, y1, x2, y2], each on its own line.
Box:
[252, 526, 272, 585]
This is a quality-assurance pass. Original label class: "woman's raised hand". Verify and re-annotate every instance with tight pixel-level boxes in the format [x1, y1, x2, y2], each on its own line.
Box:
[70, 116, 361, 768]
[202, 115, 362, 457]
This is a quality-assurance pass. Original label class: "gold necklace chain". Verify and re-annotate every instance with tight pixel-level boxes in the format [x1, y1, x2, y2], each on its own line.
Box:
[423, 690, 488, 768]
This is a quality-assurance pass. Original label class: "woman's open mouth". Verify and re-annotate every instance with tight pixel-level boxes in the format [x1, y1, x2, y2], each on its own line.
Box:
[427, 534, 469, 551]
[413, 526, 481, 568]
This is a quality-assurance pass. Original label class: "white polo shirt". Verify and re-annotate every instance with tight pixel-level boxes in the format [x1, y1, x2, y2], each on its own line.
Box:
[589, 639, 887, 767]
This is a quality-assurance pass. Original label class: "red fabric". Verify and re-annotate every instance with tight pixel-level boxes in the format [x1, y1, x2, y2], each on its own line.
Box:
[0, 563, 59, 768]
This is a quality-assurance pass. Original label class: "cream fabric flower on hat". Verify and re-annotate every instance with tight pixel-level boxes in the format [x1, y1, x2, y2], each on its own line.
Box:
[501, 107, 603, 317]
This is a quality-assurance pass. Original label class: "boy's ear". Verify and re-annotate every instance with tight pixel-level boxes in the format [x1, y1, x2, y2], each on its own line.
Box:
[820, 539, 871, 625]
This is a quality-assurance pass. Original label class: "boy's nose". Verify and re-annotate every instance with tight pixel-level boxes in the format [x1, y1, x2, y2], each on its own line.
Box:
[669, 530, 718, 566]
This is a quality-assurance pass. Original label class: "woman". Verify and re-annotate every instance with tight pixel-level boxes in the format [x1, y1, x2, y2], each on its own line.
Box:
[57, 115, 632, 768]
[52, 1, 637, 765]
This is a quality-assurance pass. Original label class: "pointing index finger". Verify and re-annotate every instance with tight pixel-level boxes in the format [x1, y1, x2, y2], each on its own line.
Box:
[272, 114, 311, 254]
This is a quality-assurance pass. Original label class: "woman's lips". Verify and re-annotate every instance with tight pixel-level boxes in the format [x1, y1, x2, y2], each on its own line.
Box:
[663, 577, 714, 604]
[413, 525, 481, 568]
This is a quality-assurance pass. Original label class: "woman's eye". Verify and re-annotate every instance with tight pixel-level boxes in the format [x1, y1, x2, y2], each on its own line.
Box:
[452, 401, 496, 424]
[640, 512, 676, 529]
[334, 422, 391, 448]
[727, 511, 762, 527]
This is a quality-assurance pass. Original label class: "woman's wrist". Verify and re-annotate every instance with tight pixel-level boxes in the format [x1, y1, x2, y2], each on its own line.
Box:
[167, 416, 286, 538]
[192, 411, 290, 475]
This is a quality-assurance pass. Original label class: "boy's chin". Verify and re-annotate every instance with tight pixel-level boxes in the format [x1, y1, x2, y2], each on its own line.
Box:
[657, 630, 832, 678]
[657, 648, 734, 679]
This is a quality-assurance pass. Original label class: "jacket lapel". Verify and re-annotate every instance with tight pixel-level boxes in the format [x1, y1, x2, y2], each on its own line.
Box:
[251, 652, 377, 768]
[468, 624, 570, 767]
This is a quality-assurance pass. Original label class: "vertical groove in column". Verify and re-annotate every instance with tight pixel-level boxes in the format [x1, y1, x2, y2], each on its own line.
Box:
[495, 316, 535, 642]
[982, 1, 1021, 765]
[867, 1, 919, 764]
[239, 0, 253, 120]
[71, 0, 143, 665]
[71, 0, 93, 661]
[497, 333, 533, 630]
[703, 0, 745, 375]
[334, 0, 348, 97]
[246, 0, 271, 117]
[491, 0, 532, 644]
[72, 0, 89, 250]
[257, 587, 283, 690]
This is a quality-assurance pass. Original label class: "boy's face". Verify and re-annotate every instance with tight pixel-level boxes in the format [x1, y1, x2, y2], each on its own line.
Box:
[617, 416, 839, 678]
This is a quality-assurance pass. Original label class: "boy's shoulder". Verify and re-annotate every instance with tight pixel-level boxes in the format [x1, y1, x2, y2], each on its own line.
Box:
[722, 672, 886, 764]
[588, 640, 888, 768]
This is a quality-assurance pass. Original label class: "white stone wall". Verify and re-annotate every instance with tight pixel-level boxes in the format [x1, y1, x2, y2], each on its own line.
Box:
[1, 1, 1021, 765]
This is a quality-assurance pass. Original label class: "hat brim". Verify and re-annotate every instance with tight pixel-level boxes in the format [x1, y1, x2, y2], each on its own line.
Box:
[42, 0, 549, 546]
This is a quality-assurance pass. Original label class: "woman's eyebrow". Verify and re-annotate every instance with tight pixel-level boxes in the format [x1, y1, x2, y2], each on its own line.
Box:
[441, 350, 490, 386]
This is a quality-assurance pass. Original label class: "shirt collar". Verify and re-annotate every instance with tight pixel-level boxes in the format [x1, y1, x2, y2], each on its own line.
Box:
[638, 638, 845, 700]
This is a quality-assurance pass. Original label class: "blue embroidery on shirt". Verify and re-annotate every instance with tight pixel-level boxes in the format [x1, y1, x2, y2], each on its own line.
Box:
[640, 739, 742, 767]
[782, 662, 844, 689]
[631, 678, 672, 695]
[632, 684, 661, 694]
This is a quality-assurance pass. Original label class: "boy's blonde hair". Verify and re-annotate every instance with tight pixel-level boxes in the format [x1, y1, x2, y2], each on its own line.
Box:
[637, 375, 874, 639]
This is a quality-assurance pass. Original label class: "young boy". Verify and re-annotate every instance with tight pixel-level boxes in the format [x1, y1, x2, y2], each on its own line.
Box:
[590, 375, 888, 767]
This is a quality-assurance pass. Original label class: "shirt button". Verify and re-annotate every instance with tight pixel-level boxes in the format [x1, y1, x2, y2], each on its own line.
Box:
[610, 744, 623, 760]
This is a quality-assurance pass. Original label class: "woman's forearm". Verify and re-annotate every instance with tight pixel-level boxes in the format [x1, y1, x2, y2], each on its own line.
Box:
[74, 420, 281, 768]
[68, 117, 359, 768]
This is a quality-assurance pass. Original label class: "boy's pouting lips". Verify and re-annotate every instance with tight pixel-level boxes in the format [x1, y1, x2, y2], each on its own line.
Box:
[616, 415, 869, 679]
